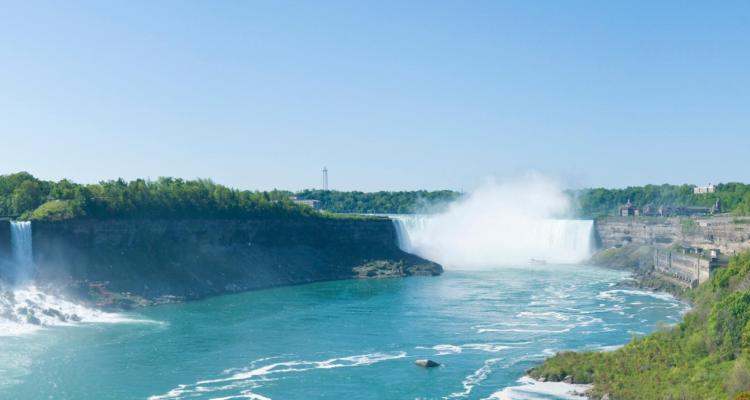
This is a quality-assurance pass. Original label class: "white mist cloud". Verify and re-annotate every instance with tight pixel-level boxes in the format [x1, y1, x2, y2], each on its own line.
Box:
[394, 175, 593, 268]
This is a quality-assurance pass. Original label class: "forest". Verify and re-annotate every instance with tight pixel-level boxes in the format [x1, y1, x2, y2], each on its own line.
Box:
[573, 183, 750, 218]
[0, 172, 318, 221]
[294, 189, 462, 214]
[3, 172, 750, 221]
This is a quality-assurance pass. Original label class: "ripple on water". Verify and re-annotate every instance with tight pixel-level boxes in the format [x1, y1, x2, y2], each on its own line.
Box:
[148, 352, 407, 400]
[1, 267, 687, 399]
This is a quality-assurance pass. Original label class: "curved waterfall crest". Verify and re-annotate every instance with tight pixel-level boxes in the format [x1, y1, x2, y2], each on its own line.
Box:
[392, 215, 594, 268]
[390, 177, 595, 268]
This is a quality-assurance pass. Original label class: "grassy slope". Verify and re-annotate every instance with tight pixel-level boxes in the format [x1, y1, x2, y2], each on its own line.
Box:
[529, 252, 750, 400]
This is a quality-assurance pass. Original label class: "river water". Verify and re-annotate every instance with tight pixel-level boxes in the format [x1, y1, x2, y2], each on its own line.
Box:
[0, 264, 684, 400]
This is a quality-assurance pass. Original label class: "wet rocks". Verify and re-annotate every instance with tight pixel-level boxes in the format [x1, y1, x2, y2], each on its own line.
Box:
[415, 359, 440, 368]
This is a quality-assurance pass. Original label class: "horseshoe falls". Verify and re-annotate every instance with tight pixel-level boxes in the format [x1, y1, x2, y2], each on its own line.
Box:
[393, 215, 594, 268]
[393, 178, 595, 268]
[0, 181, 680, 400]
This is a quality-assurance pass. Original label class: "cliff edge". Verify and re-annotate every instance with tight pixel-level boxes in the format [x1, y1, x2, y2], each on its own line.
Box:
[25, 218, 441, 308]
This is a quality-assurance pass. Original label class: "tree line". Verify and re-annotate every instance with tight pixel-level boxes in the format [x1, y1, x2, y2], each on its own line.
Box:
[0, 172, 318, 221]
[3, 172, 749, 221]
[573, 183, 750, 218]
[294, 189, 462, 214]
[0, 172, 463, 221]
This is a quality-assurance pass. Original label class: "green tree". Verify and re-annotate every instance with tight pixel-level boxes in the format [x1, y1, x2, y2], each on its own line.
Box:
[11, 180, 42, 214]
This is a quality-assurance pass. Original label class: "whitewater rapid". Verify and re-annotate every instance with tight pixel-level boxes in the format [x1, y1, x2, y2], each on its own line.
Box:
[1, 221, 154, 336]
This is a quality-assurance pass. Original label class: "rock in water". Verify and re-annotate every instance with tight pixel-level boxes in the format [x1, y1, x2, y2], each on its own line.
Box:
[415, 359, 440, 368]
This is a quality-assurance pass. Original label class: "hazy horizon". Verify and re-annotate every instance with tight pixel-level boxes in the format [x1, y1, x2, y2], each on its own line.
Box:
[0, 169, 736, 194]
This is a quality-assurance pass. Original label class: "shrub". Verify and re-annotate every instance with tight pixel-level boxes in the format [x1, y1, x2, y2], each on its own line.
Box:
[27, 200, 83, 221]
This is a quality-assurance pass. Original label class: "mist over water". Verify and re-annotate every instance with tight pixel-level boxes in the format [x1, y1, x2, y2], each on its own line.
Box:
[1, 221, 144, 336]
[393, 177, 594, 268]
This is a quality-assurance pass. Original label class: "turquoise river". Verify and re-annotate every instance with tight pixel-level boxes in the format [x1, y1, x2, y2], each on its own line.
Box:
[0, 265, 685, 399]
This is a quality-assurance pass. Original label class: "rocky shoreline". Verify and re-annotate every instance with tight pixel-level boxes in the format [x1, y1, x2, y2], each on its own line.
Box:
[522, 245, 693, 400]
[9, 218, 442, 310]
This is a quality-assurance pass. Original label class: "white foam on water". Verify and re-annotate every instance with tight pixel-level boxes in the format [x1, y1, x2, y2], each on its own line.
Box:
[517, 311, 570, 321]
[477, 327, 572, 334]
[0, 285, 160, 336]
[427, 343, 513, 356]
[463, 344, 512, 353]
[149, 352, 407, 400]
[433, 344, 464, 355]
[595, 291, 625, 303]
[210, 392, 272, 400]
[447, 358, 502, 398]
[475, 313, 602, 335]
[486, 376, 590, 400]
[598, 289, 677, 302]
[0, 319, 42, 336]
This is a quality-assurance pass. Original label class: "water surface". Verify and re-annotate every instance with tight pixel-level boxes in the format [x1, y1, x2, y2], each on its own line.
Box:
[1, 265, 684, 399]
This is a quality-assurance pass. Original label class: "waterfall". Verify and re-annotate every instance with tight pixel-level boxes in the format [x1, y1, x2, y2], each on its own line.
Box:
[392, 215, 594, 268]
[1, 221, 141, 335]
[10, 221, 34, 282]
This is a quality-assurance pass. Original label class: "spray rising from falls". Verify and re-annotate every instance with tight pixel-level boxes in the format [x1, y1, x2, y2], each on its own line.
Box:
[392, 177, 594, 268]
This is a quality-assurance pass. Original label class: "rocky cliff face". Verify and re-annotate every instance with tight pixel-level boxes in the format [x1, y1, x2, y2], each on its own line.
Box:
[595, 216, 750, 254]
[26, 217, 441, 308]
[0, 220, 10, 260]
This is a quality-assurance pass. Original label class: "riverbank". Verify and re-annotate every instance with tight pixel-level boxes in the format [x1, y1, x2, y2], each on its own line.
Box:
[529, 251, 750, 399]
[588, 245, 690, 298]
[2, 218, 442, 310]
[1, 265, 683, 399]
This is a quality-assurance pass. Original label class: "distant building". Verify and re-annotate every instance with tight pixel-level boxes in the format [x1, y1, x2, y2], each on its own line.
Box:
[619, 199, 639, 217]
[290, 197, 321, 209]
[694, 184, 715, 194]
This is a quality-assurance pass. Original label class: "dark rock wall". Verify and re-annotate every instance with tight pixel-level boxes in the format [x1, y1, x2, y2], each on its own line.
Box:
[29, 218, 441, 305]
[0, 220, 10, 260]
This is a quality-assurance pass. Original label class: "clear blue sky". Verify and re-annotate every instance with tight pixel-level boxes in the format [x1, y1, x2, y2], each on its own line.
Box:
[1, 1, 748, 191]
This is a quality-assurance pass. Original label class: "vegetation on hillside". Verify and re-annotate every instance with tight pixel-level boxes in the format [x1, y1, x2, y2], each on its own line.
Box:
[574, 183, 750, 218]
[0, 172, 463, 220]
[294, 189, 462, 214]
[5, 171, 750, 221]
[0, 172, 320, 221]
[296, 184, 750, 217]
[529, 252, 750, 399]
